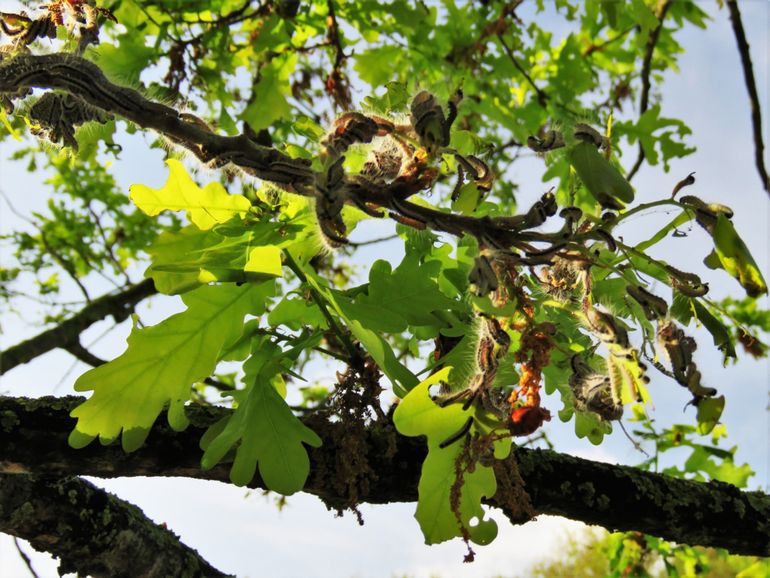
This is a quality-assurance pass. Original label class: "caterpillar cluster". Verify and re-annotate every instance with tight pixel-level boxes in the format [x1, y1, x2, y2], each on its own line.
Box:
[626, 284, 719, 404]
[29, 91, 112, 150]
[313, 89, 482, 248]
[0, 1, 116, 55]
[434, 317, 512, 448]
[569, 354, 623, 422]
[579, 301, 649, 410]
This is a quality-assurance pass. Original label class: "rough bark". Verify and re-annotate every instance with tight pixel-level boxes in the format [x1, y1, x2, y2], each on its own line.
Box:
[2, 395, 768, 557]
[0, 473, 231, 577]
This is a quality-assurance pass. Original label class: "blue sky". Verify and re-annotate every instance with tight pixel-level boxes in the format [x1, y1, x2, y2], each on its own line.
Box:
[1, 1, 768, 577]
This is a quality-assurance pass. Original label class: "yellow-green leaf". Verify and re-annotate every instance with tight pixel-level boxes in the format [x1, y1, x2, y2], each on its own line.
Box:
[69, 282, 274, 451]
[696, 395, 725, 435]
[711, 214, 768, 297]
[394, 368, 504, 546]
[130, 159, 251, 230]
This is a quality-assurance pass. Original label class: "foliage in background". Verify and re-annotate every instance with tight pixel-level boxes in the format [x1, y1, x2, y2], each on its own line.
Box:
[522, 527, 769, 578]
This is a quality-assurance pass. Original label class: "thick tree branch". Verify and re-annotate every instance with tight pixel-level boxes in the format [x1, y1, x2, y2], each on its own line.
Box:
[1, 278, 156, 374]
[626, 1, 672, 182]
[0, 53, 313, 186]
[0, 474, 231, 577]
[0, 53, 579, 260]
[726, 0, 769, 193]
[1, 395, 768, 557]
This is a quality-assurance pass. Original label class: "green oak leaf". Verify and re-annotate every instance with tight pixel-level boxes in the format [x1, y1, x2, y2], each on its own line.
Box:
[569, 141, 634, 207]
[696, 395, 725, 436]
[351, 256, 458, 333]
[684, 443, 752, 487]
[362, 81, 409, 113]
[146, 217, 303, 294]
[200, 337, 321, 492]
[451, 182, 483, 215]
[690, 299, 736, 363]
[736, 561, 770, 578]
[130, 159, 251, 230]
[600, 0, 618, 27]
[69, 282, 275, 451]
[92, 34, 156, 85]
[353, 46, 403, 87]
[709, 214, 768, 298]
[619, 105, 695, 169]
[149, 225, 285, 285]
[145, 225, 220, 294]
[574, 411, 612, 445]
[393, 368, 504, 546]
[268, 294, 327, 331]
[629, 0, 659, 32]
[300, 264, 418, 396]
[241, 54, 297, 131]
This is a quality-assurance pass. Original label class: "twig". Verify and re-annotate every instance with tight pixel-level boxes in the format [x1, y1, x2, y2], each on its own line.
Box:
[38, 229, 91, 302]
[609, 198, 681, 227]
[326, 0, 346, 70]
[583, 25, 636, 57]
[283, 251, 362, 368]
[0, 54, 597, 272]
[86, 203, 131, 284]
[726, 0, 769, 193]
[204, 376, 234, 391]
[0, 54, 314, 186]
[0, 54, 526, 249]
[497, 34, 548, 107]
[53, 322, 122, 392]
[626, 0, 672, 182]
[313, 345, 353, 362]
[348, 234, 399, 247]
[63, 340, 107, 367]
[324, 0, 351, 109]
[13, 538, 40, 578]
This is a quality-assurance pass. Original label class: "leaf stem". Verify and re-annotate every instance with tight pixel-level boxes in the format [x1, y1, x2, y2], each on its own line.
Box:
[611, 198, 682, 227]
[283, 251, 362, 367]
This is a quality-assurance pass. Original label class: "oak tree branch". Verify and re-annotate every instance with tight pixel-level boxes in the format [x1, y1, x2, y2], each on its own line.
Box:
[0, 278, 156, 374]
[0, 473, 231, 577]
[1, 395, 768, 557]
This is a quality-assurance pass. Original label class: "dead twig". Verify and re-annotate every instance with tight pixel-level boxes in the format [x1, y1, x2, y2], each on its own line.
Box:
[726, 0, 769, 193]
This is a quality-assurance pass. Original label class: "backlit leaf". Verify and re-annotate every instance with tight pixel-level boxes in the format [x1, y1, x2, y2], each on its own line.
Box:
[130, 159, 251, 230]
[696, 395, 725, 436]
[200, 337, 322, 492]
[300, 264, 419, 396]
[354, 256, 458, 333]
[69, 282, 275, 451]
[710, 214, 768, 297]
[569, 142, 634, 207]
[394, 368, 504, 545]
[241, 54, 297, 131]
